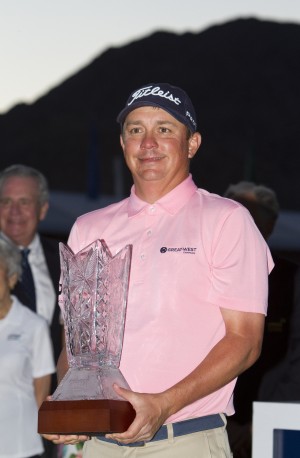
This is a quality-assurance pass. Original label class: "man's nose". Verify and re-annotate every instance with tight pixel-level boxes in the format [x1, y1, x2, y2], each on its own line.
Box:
[140, 133, 158, 149]
[8, 202, 22, 213]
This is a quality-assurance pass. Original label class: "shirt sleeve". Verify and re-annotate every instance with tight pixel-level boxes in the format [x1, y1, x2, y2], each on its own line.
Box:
[67, 220, 81, 253]
[208, 205, 274, 315]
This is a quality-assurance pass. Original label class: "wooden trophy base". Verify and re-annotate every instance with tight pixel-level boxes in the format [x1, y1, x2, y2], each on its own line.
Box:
[38, 399, 136, 436]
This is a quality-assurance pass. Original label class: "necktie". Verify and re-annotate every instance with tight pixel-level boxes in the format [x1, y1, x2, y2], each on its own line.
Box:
[20, 248, 36, 311]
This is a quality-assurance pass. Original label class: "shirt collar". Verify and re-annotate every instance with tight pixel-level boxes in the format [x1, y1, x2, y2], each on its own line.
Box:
[127, 174, 198, 217]
[25, 233, 40, 253]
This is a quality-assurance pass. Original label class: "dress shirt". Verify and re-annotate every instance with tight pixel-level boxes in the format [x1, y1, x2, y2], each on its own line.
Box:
[25, 234, 56, 324]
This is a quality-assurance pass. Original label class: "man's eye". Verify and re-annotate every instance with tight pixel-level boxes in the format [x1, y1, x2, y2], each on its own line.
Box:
[159, 127, 170, 133]
[0, 198, 33, 207]
[130, 127, 142, 134]
[19, 199, 31, 206]
[0, 199, 10, 206]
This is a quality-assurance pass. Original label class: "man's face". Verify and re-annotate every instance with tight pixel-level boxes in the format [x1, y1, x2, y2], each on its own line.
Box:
[0, 176, 48, 246]
[120, 107, 201, 197]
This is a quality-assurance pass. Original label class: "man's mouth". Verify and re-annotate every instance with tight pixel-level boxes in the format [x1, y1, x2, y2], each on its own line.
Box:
[139, 155, 164, 162]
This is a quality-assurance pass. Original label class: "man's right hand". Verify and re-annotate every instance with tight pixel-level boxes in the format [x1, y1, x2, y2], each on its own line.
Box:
[42, 434, 90, 445]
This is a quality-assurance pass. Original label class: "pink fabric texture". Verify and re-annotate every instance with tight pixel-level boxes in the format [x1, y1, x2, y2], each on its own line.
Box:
[67, 175, 273, 423]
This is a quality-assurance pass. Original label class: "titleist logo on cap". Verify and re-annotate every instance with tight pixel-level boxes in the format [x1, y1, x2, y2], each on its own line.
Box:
[127, 85, 182, 107]
[117, 82, 198, 132]
[186, 111, 197, 128]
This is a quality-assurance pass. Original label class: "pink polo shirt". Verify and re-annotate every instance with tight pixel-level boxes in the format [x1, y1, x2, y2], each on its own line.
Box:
[68, 175, 273, 423]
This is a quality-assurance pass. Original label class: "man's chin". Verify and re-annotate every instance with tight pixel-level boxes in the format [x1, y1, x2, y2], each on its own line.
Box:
[4, 229, 26, 245]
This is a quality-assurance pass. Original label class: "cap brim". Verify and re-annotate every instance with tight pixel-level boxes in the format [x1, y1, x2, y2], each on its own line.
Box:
[117, 101, 195, 132]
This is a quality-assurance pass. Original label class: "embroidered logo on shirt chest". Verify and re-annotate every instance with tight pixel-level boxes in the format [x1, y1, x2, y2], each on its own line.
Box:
[160, 246, 197, 254]
[7, 334, 21, 341]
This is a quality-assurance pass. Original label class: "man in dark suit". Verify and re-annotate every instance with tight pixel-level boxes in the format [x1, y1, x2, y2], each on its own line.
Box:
[0, 164, 63, 458]
[0, 164, 63, 365]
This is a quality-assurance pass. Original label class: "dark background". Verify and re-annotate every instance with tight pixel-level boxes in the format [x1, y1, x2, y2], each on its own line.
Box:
[0, 18, 299, 210]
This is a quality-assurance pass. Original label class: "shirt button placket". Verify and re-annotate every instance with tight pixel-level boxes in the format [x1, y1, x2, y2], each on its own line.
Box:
[140, 205, 156, 262]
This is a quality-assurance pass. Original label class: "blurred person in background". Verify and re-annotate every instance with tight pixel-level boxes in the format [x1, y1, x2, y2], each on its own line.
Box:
[0, 238, 55, 458]
[0, 164, 63, 458]
[224, 181, 299, 457]
[224, 181, 279, 240]
[0, 164, 63, 366]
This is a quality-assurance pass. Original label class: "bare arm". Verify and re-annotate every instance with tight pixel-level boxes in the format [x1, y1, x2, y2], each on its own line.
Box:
[34, 374, 51, 408]
[107, 308, 265, 444]
[164, 308, 264, 414]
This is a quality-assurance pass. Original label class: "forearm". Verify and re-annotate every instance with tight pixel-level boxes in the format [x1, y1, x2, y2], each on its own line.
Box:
[106, 330, 262, 444]
[34, 375, 51, 407]
[162, 331, 262, 417]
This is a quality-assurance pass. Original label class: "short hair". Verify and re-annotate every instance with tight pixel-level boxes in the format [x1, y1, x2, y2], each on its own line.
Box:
[120, 111, 193, 139]
[224, 181, 279, 218]
[0, 238, 22, 278]
[0, 164, 49, 206]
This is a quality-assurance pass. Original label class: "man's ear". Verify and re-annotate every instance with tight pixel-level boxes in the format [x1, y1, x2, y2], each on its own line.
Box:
[120, 133, 125, 152]
[39, 202, 49, 221]
[188, 132, 202, 159]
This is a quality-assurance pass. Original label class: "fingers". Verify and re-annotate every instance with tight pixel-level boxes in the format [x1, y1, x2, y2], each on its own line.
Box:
[42, 434, 90, 445]
[42, 434, 60, 442]
[106, 422, 156, 444]
[54, 434, 90, 445]
[105, 395, 160, 443]
[112, 383, 131, 400]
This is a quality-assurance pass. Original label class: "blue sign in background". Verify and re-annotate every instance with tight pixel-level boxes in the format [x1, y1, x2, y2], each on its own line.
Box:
[274, 429, 300, 458]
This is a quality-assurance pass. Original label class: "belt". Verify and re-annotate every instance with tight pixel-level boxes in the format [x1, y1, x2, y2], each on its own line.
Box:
[97, 413, 224, 447]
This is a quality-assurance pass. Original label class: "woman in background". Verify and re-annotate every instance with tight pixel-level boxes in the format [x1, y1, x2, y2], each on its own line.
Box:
[0, 239, 55, 458]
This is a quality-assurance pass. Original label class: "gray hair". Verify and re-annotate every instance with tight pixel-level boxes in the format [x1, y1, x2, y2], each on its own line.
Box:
[0, 164, 49, 206]
[0, 238, 22, 278]
[224, 181, 279, 217]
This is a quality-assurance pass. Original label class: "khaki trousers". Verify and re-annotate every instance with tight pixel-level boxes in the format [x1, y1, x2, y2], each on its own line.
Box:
[83, 417, 232, 458]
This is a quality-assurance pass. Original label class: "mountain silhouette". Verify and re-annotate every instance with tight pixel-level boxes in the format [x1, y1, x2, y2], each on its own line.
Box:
[0, 18, 299, 209]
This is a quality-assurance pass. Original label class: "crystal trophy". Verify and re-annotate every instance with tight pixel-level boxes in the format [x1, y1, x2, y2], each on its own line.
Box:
[38, 239, 135, 435]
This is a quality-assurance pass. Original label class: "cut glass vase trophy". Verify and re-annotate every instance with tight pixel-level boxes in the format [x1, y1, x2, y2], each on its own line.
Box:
[38, 239, 135, 435]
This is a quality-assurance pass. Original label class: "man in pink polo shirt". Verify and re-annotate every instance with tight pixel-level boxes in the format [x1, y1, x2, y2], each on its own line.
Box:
[45, 83, 273, 457]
